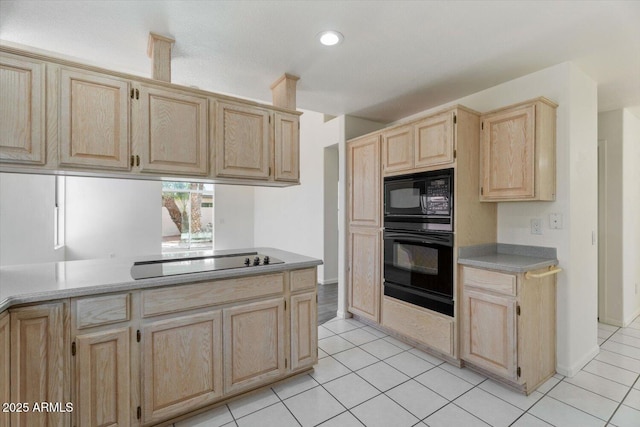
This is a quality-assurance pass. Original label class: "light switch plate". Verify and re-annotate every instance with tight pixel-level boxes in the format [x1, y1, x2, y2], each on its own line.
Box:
[549, 213, 563, 229]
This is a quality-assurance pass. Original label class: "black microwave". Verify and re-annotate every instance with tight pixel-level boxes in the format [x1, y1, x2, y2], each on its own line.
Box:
[383, 168, 454, 232]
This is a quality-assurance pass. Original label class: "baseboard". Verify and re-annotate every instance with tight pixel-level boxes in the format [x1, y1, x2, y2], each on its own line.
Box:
[624, 306, 640, 327]
[600, 316, 625, 328]
[556, 344, 600, 377]
[319, 278, 338, 286]
[336, 310, 352, 319]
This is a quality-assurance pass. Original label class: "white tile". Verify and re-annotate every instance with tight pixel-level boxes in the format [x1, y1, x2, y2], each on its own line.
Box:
[611, 332, 640, 349]
[317, 411, 364, 427]
[619, 327, 640, 340]
[596, 349, 640, 373]
[382, 336, 412, 350]
[510, 413, 553, 426]
[360, 339, 404, 359]
[236, 402, 299, 427]
[598, 338, 606, 346]
[415, 367, 475, 400]
[548, 381, 618, 421]
[351, 394, 419, 427]
[598, 329, 615, 340]
[408, 347, 445, 365]
[323, 319, 360, 334]
[424, 403, 490, 427]
[602, 340, 640, 360]
[339, 328, 379, 346]
[318, 348, 329, 359]
[284, 386, 344, 427]
[479, 379, 544, 410]
[598, 323, 619, 332]
[361, 325, 388, 338]
[528, 396, 605, 427]
[175, 404, 234, 427]
[583, 359, 638, 386]
[454, 387, 523, 427]
[564, 370, 630, 402]
[385, 379, 448, 419]
[439, 363, 487, 385]
[623, 388, 640, 411]
[318, 325, 335, 339]
[227, 388, 280, 419]
[318, 335, 355, 355]
[323, 373, 380, 409]
[535, 376, 562, 394]
[344, 318, 367, 328]
[271, 373, 319, 400]
[332, 347, 379, 371]
[610, 404, 640, 427]
[357, 361, 410, 392]
[310, 356, 351, 384]
[384, 351, 435, 377]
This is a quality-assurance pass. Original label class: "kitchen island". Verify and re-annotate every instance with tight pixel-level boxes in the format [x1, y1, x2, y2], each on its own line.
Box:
[1, 248, 322, 427]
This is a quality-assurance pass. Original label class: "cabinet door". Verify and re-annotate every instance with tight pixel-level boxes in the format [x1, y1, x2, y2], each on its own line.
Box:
[59, 68, 130, 170]
[143, 310, 223, 425]
[413, 112, 454, 168]
[215, 101, 270, 179]
[135, 84, 208, 176]
[0, 53, 45, 164]
[348, 135, 381, 227]
[461, 288, 517, 380]
[348, 227, 381, 322]
[10, 302, 68, 427]
[382, 126, 413, 174]
[290, 292, 317, 371]
[0, 312, 9, 427]
[480, 104, 535, 199]
[223, 298, 285, 394]
[74, 327, 130, 427]
[274, 112, 300, 182]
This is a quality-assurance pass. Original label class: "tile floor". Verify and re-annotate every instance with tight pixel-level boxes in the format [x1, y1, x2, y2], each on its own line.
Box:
[175, 317, 640, 427]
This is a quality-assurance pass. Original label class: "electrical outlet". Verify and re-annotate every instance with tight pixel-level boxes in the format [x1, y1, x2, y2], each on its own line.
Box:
[531, 218, 542, 235]
[549, 213, 563, 229]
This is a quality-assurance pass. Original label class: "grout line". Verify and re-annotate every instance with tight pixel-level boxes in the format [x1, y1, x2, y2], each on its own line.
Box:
[270, 385, 303, 426]
[605, 374, 640, 426]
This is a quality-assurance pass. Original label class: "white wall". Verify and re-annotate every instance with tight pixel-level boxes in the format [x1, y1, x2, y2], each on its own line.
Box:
[213, 184, 255, 250]
[0, 173, 65, 266]
[393, 62, 599, 376]
[64, 177, 162, 260]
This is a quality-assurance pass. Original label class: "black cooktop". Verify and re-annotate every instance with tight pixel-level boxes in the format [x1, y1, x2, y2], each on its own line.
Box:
[130, 252, 284, 280]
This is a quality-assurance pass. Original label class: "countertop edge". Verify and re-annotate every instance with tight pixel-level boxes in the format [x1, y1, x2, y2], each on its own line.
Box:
[458, 258, 558, 273]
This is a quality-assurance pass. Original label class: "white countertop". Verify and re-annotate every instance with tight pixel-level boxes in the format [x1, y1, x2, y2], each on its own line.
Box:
[0, 248, 322, 311]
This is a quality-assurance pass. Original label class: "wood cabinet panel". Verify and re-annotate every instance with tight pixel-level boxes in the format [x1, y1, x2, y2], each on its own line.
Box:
[10, 302, 68, 427]
[290, 292, 317, 371]
[75, 327, 130, 427]
[461, 288, 517, 379]
[0, 312, 9, 427]
[348, 227, 381, 322]
[58, 68, 130, 170]
[382, 126, 413, 173]
[215, 101, 271, 179]
[135, 84, 208, 175]
[223, 298, 285, 394]
[74, 293, 130, 329]
[143, 310, 223, 424]
[274, 112, 299, 182]
[462, 266, 516, 296]
[414, 112, 454, 168]
[0, 53, 46, 164]
[348, 135, 381, 227]
[290, 268, 317, 293]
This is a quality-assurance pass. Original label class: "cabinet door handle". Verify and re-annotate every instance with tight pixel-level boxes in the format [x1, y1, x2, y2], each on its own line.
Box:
[130, 155, 135, 167]
[136, 155, 140, 167]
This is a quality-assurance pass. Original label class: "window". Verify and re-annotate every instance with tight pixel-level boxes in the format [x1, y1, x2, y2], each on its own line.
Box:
[161, 182, 214, 252]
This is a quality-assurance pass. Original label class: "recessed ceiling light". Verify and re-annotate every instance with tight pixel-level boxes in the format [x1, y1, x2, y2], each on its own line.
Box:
[318, 30, 344, 46]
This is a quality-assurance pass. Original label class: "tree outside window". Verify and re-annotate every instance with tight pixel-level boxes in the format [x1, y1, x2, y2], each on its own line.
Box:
[161, 182, 213, 251]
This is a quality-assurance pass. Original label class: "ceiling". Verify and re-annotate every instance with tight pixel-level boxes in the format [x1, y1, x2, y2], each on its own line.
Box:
[1, 0, 639, 123]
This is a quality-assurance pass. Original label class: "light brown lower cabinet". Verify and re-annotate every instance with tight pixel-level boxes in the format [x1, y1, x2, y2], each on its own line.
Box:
[290, 292, 318, 370]
[10, 302, 69, 427]
[460, 266, 557, 394]
[348, 227, 381, 322]
[223, 298, 286, 394]
[0, 311, 10, 427]
[142, 310, 223, 425]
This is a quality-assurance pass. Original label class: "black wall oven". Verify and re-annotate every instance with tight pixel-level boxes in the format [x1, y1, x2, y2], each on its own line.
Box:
[383, 168, 455, 317]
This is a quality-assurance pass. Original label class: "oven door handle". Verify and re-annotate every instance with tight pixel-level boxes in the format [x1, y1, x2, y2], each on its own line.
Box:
[384, 231, 453, 246]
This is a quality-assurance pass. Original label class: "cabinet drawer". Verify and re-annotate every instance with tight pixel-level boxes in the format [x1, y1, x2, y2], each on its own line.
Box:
[142, 273, 285, 317]
[75, 293, 130, 329]
[290, 268, 317, 293]
[463, 267, 516, 296]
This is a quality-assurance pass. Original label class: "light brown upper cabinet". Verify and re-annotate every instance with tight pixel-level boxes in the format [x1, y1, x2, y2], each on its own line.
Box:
[0, 53, 46, 165]
[480, 97, 557, 201]
[215, 101, 271, 180]
[348, 134, 381, 227]
[134, 83, 209, 176]
[58, 67, 131, 171]
[274, 112, 300, 182]
[382, 125, 414, 173]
